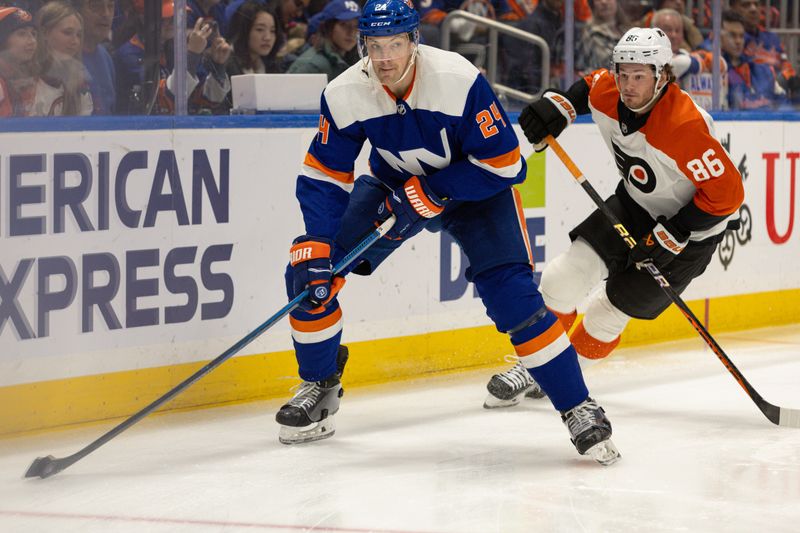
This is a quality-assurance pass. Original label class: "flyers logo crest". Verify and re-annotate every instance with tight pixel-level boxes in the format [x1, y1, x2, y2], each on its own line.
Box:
[612, 141, 657, 194]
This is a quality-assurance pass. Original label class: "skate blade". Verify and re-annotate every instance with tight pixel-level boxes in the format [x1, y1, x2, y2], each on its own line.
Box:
[278, 418, 336, 445]
[585, 439, 621, 466]
[483, 394, 522, 409]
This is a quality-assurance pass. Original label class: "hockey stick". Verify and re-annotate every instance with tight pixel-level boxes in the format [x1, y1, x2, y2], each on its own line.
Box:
[545, 135, 800, 428]
[24, 216, 397, 479]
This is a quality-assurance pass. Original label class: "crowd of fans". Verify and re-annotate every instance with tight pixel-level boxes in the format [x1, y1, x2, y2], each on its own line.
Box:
[0, 0, 797, 117]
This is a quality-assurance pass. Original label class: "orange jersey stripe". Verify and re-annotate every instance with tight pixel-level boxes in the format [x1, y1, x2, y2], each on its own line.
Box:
[512, 188, 534, 269]
[290, 307, 342, 333]
[480, 146, 521, 169]
[303, 153, 354, 185]
[513, 320, 564, 357]
[643, 85, 744, 216]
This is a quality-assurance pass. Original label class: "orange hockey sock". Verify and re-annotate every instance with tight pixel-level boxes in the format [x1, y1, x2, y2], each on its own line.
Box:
[570, 322, 620, 360]
[550, 308, 578, 333]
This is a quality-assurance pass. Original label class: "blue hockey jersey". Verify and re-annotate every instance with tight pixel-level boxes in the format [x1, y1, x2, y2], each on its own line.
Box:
[296, 44, 526, 239]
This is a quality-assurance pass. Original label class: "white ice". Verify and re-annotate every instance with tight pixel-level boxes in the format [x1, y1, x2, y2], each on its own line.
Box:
[1, 325, 799, 533]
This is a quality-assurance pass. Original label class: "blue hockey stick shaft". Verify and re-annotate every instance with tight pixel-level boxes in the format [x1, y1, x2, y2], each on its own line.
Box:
[24, 216, 397, 479]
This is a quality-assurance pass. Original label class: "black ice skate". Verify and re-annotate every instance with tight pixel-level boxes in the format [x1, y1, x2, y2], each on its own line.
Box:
[276, 346, 348, 445]
[561, 397, 621, 465]
[483, 360, 546, 409]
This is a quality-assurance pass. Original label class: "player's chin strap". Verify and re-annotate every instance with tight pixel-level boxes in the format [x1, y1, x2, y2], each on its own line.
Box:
[360, 45, 419, 87]
[392, 44, 418, 87]
[543, 134, 800, 429]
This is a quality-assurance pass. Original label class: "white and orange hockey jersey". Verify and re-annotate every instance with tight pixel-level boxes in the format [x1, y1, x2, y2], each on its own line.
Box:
[575, 69, 744, 241]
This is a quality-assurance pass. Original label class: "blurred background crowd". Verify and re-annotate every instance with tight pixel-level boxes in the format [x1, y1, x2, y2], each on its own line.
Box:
[0, 0, 797, 117]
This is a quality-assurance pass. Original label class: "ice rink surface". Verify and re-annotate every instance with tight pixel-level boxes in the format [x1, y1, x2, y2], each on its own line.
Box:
[1, 325, 799, 533]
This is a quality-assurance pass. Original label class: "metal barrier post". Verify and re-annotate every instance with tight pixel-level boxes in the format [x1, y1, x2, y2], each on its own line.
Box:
[440, 10, 550, 102]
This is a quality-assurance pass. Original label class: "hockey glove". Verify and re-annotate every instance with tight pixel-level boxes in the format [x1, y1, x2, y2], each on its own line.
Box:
[518, 91, 577, 151]
[629, 216, 690, 270]
[289, 236, 345, 312]
[378, 176, 446, 241]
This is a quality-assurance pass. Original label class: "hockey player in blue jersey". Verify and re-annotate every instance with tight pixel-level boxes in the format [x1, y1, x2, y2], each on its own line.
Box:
[276, 0, 620, 465]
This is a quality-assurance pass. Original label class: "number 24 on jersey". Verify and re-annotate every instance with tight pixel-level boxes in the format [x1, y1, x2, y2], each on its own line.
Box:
[476, 102, 507, 139]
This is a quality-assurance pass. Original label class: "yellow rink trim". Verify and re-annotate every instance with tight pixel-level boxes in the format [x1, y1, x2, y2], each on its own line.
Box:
[2, 288, 799, 436]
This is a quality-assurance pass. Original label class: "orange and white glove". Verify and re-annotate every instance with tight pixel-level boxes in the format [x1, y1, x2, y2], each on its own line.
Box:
[289, 236, 344, 312]
[629, 216, 690, 270]
[377, 176, 446, 241]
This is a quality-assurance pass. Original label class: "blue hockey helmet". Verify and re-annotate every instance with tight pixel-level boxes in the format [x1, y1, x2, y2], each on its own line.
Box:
[358, 0, 420, 37]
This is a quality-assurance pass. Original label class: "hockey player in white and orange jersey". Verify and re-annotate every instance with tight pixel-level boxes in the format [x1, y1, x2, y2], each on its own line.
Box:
[276, 0, 621, 465]
[485, 27, 744, 406]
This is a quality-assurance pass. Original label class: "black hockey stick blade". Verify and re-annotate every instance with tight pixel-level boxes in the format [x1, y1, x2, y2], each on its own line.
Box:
[25, 455, 65, 479]
[23, 216, 397, 479]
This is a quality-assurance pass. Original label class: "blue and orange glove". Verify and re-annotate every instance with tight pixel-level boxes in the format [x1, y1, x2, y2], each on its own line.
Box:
[629, 216, 690, 270]
[377, 176, 446, 241]
[289, 236, 345, 313]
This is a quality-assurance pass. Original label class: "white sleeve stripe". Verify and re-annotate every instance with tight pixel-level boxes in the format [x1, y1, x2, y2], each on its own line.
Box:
[467, 155, 523, 178]
[518, 334, 572, 368]
[301, 165, 355, 193]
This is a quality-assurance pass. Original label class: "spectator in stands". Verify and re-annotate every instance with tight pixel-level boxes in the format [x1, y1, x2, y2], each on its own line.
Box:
[618, 0, 648, 21]
[504, 0, 592, 23]
[511, 0, 565, 93]
[576, 0, 629, 74]
[417, 0, 513, 49]
[278, 0, 308, 62]
[0, 6, 38, 116]
[730, 0, 800, 101]
[4, 1, 48, 15]
[219, 1, 285, 113]
[74, 0, 115, 114]
[653, 8, 727, 110]
[114, 0, 232, 114]
[187, 0, 226, 28]
[287, 0, 359, 80]
[720, 9, 787, 110]
[637, 0, 701, 49]
[223, 0, 305, 70]
[1, 5, 85, 116]
[35, 1, 93, 115]
[226, 0, 283, 76]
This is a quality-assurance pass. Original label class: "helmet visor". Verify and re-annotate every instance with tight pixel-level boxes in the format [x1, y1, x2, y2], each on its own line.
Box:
[358, 31, 417, 63]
